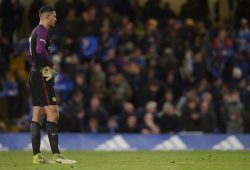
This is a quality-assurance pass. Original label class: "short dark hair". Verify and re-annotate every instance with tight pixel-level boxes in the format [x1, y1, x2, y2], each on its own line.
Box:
[39, 5, 55, 16]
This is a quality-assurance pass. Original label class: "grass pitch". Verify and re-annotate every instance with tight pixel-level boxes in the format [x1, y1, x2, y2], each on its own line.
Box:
[0, 151, 250, 170]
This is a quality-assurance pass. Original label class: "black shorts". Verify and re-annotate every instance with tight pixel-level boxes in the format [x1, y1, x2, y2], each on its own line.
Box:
[28, 70, 57, 106]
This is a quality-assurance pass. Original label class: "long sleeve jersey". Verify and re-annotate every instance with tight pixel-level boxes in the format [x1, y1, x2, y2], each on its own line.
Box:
[27, 24, 54, 69]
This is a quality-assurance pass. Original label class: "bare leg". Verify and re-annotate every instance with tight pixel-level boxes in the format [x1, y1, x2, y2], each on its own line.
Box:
[44, 105, 59, 123]
[32, 106, 45, 125]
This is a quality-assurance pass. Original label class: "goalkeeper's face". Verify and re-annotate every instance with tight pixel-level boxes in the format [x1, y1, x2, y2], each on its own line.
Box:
[48, 11, 57, 28]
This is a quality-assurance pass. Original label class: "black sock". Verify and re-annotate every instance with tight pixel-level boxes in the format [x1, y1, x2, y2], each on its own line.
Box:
[31, 121, 41, 155]
[46, 121, 60, 154]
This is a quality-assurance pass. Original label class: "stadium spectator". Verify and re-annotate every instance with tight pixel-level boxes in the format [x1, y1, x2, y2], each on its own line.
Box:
[224, 90, 244, 133]
[79, 5, 99, 36]
[73, 71, 90, 103]
[181, 98, 201, 131]
[236, 18, 250, 54]
[85, 116, 103, 133]
[86, 96, 108, 129]
[54, 63, 74, 102]
[158, 103, 181, 133]
[61, 90, 86, 132]
[119, 102, 136, 127]
[141, 112, 160, 134]
[200, 101, 217, 133]
[60, 8, 81, 54]
[119, 114, 140, 133]
[103, 116, 119, 134]
[107, 73, 132, 114]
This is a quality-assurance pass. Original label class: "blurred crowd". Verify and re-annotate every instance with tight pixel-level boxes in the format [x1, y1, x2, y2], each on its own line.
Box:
[1, 0, 250, 134]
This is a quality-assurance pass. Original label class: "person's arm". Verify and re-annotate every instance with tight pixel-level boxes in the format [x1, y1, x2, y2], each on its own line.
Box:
[36, 29, 53, 67]
[26, 50, 33, 65]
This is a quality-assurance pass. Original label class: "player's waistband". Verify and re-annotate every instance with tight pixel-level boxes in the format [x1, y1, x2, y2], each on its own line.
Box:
[30, 66, 44, 72]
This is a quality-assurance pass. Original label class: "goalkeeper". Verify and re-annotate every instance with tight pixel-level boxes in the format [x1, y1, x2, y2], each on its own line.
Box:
[27, 5, 76, 164]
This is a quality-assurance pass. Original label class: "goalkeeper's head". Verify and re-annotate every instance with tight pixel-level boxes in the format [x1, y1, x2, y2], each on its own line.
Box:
[39, 5, 57, 28]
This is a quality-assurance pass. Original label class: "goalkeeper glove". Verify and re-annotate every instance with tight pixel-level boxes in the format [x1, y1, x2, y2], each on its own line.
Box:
[41, 66, 57, 81]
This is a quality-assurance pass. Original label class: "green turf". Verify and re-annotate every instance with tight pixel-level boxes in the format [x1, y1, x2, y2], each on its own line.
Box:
[0, 151, 250, 170]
